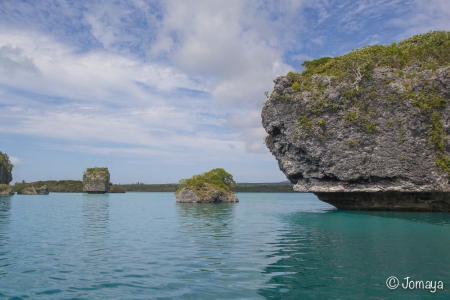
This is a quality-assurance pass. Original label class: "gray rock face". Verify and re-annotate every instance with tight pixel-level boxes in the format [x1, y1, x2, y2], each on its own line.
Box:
[262, 65, 450, 210]
[0, 184, 14, 195]
[0, 152, 13, 184]
[83, 168, 110, 193]
[176, 186, 239, 203]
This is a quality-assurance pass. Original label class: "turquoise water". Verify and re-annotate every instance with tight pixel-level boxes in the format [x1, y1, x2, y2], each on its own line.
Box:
[0, 193, 449, 299]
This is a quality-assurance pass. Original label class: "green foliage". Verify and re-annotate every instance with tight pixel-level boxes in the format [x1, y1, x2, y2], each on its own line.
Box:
[301, 57, 332, 71]
[344, 88, 359, 99]
[363, 123, 377, 132]
[348, 140, 360, 147]
[120, 182, 297, 193]
[387, 120, 394, 128]
[298, 31, 450, 82]
[232, 183, 295, 193]
[329, 102, 339, 110]
[121, 183, 178, 192]
[84, 167, 110, 178]
[298, 114, 313, 131]
[367, 91, 377, 100]
[345, 111, 359, 123]
[286, 71, 301, 82]
[317, 119, 324, 126]
[279, 94, 291, 101]
[14, 180, 83, 193]
[175, 168, 236, 197]
[411, 91, 446, 111]
[291, 81, 301, 92]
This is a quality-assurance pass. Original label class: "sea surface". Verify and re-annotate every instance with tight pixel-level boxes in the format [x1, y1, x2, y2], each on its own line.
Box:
[0, 192, 449, 299]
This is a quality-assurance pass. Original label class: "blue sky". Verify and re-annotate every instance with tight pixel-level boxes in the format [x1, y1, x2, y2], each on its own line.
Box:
[1, 0, 449, 184]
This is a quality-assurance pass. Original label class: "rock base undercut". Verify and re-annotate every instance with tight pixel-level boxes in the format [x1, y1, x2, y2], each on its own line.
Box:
[314, 192, 450, 211]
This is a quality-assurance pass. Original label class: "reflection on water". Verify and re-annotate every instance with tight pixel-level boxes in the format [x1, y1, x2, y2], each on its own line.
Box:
[176, 203, 236, 244]
[82, 194, 109, 233]
[82, 194, 110, 259]
[0, 197, 11, 275]
[175, 203, 243, 291]
[348, 210, 450, 226]
[177, 202, 236, 222]
[258, 210, 450, 299]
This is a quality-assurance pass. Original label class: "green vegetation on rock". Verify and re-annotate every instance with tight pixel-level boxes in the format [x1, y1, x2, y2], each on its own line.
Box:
[296, 31, 450, 81]
[84, 167, 109, 177]
[175, 168, 236, 198]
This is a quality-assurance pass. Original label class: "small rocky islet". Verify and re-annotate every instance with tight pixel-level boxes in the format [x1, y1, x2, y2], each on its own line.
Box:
[83, 167, 110, 194]
[262, 31, 450, 211]
[175, 168, 239, 203]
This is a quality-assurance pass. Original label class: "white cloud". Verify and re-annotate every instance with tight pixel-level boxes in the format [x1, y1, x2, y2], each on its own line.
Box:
[389, 0, 450, 38]
[0, 45, 41, 76]
[9, 156, 23, 167]
[0, 1, 302, 159]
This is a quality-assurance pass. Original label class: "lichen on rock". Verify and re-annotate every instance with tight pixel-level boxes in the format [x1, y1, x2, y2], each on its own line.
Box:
[83, 167, 110, 194]
[0, 151, 13, 185]
[262, 31, 450, 211]
[175, 168, 239, 203]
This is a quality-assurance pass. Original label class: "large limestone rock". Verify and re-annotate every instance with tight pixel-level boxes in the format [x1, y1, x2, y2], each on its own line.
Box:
[0, 152, 13, 184]
[175, 168, 239, 203]
[262, 31, 450, 211]
[83, 168, 110, 194]
[0, 184, 14, 195]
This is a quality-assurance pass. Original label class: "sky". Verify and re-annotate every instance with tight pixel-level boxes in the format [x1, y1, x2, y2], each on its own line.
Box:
[0, 0, 449, 184]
